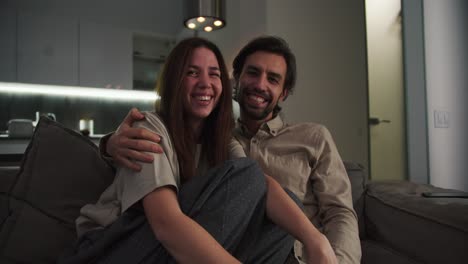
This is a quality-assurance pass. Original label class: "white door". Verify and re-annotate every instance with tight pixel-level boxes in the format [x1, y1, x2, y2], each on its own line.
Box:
[365, 0, 406, 181]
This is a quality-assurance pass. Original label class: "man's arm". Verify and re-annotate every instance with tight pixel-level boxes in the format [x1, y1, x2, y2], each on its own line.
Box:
[311, 126, 361, 264]
[100, 108, 163, 171]
[264, 175, 337, 264]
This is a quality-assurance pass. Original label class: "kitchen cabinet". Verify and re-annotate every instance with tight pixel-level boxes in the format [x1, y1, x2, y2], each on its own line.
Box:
[0, 8, 17, 82]
[79, 22, 132, 89]
[4, 11, 133, 89]
[133, 34, 175, 90]
[17, 12, 79, 86]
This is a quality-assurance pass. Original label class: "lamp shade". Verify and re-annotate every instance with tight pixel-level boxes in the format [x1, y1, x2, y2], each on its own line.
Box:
[184, 0, 226, 32]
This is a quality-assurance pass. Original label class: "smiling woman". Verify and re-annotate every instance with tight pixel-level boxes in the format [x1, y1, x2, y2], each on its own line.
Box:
[59, 37, 263, 264]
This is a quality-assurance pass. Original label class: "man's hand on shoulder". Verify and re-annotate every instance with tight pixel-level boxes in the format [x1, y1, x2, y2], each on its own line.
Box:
[107, 108, 163, 171]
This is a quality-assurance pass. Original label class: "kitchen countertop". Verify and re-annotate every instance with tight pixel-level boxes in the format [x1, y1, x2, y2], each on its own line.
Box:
[0, 134, 104, 155]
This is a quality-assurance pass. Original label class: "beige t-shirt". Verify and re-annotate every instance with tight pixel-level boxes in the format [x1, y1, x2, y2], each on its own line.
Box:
[76, 112, 179, 236]
[76, 112, 245, 237]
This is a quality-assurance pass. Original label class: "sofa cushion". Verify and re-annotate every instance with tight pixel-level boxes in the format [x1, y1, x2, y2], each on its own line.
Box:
[361, 239, 420, 264]
[0, 167, 18, 193]
[0, 117, 115, 263]
[365, 181, 468, 264]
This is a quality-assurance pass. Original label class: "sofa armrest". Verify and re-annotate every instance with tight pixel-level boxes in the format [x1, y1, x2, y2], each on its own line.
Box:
[364, 181, 468, 264]
[343, 161, 367, 205]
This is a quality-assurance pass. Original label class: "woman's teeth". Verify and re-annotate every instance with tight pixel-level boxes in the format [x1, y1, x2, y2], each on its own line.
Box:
[196, 95, 211, 101]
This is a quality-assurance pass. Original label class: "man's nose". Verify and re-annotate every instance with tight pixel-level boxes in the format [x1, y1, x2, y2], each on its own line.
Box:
[253, 74, 268, 91]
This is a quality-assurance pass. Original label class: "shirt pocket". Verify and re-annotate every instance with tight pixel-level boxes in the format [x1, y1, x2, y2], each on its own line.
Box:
[265, 152, 310, 201]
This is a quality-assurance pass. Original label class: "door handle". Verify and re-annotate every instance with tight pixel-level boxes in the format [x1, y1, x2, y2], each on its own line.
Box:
[369, 117, 391, 125]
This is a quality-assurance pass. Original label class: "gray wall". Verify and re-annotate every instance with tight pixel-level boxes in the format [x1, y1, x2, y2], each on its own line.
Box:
[424, 0, 468, 191]
[1, 0, 370, 172]
[267, 0, 369, 172]
[402, 0, 430, 184]
[204, 0, 369, 172]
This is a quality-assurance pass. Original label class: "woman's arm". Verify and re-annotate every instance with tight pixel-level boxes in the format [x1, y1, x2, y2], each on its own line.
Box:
[264, 175, 337, 264]
[142, 186, 240, 264]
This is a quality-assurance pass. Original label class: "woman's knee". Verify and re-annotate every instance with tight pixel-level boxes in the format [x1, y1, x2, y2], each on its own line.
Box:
[226, 158, 267, 194]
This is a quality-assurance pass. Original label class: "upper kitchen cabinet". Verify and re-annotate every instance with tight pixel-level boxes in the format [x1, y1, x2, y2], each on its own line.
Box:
[133, 34, 175, 91]
[0, 8, 17, 82]
[17, 12, 79, 86]
[9, 11, 133, 89]
[79, 22, 132, 89]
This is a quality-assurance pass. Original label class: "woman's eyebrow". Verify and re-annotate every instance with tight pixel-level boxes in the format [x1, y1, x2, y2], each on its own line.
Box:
[187, 65, 219, 71]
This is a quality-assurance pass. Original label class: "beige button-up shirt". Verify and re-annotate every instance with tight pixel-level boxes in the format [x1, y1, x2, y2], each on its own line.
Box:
[233, 114, 361, 264]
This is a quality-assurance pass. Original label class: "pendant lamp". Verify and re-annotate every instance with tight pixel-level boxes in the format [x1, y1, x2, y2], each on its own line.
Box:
[184, 0, 226, 32]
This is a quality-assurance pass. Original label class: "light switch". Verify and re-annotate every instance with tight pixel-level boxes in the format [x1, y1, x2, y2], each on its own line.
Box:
[434, 110, 449, 128]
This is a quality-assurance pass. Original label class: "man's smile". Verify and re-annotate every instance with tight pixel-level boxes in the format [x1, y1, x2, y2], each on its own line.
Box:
[245, 91, 271, 108]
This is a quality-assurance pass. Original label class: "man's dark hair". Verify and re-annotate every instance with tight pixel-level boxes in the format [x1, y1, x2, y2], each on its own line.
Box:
[232, 36, 297, 96]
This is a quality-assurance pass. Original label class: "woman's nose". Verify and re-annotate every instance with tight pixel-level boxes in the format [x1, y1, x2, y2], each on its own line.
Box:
[198, 72, 210, 88]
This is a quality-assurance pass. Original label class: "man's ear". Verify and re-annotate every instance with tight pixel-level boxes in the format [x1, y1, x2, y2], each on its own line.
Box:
[232, 78, 240, 102]
[280, 88, 289, 102]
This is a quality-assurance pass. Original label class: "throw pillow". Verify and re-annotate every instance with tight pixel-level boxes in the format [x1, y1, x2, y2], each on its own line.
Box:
[0, 117, 115, 263]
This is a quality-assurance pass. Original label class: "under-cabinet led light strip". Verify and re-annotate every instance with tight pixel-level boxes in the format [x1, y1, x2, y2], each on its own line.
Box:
[0, 82, 159, 102]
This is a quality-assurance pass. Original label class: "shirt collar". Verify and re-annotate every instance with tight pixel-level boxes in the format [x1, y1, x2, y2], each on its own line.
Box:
[237, 113, 285, 138]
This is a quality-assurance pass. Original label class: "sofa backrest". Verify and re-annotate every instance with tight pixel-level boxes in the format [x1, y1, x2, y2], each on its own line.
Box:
[0, 117, 115, 263]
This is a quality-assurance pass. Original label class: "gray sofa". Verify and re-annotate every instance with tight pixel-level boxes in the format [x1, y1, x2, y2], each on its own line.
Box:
[346, 162, 468, 264]
[1, 117, 468, 263]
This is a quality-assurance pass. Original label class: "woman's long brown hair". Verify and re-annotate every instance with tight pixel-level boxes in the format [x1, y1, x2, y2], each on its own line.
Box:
[155, 37, 234, 181]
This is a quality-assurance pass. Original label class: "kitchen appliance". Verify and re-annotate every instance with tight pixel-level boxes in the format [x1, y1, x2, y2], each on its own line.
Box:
[7, 119, 34, 138]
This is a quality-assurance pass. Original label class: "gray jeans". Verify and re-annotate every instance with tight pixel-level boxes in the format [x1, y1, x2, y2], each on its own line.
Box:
[60, 158, 298, 264]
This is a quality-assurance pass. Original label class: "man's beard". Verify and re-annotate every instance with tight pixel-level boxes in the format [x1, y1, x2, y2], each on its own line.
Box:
[238, 89, 277, 121]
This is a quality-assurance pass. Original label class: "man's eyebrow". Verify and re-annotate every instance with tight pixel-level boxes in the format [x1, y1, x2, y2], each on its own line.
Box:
[245, 65, 260, 72]
[268, 71, 282, 81]
[246, 65, 283, 80]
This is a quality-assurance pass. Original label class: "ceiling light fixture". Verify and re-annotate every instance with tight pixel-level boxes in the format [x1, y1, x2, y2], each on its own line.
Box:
[184, 0, 226, 32]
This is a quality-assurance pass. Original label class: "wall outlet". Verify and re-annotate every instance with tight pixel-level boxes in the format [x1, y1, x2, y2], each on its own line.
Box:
[434, 110, 450, 128]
